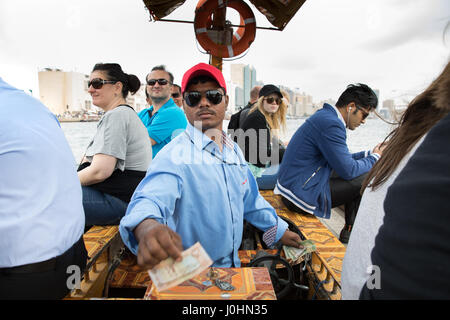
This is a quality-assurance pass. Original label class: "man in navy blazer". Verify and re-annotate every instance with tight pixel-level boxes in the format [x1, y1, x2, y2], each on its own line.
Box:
[275, 84, 385, 243]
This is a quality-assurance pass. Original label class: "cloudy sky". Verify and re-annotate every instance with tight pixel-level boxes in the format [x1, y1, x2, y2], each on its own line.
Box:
[0, 0, 449, 104]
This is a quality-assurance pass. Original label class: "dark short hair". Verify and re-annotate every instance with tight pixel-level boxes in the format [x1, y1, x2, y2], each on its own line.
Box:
[92, 63, 140, 98]
[336, 83, 378, 110]
[147, 65, 174, 84]
[172, 84, 181, 93]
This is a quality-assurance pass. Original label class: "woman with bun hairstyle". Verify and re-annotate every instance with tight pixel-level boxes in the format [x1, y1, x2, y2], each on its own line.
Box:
[240, 84, 288, 189]
[78, 63, 152, 226]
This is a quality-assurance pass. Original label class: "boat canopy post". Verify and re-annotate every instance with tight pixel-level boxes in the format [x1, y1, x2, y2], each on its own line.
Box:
[208, 4, 227, 71]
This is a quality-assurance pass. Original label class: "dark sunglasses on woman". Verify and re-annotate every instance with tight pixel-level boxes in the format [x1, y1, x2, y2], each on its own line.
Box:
[88, 78, 118, 89]
[264, 97, 282, 105]
[147, 78, 170, 86]
[183, 90, 224, 107]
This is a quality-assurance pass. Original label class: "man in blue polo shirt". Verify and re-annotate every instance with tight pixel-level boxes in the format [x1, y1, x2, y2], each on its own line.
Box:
[138, 65, 187, 158]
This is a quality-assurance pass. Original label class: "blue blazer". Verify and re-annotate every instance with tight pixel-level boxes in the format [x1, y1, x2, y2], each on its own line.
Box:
[275, 104, 379, 219]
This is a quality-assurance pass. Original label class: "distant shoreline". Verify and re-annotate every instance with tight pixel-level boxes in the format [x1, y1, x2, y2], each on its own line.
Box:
[58, 119, 99, 123]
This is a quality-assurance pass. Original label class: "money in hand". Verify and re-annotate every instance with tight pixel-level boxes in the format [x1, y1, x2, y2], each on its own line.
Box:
[283, 240, 316, 263]
[148, 242, 213, 292]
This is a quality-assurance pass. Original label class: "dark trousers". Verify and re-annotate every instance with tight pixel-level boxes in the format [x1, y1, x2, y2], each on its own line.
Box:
[281, 172, 367, 226]
[329, 172, 366, 226]
[0, 236, 87, 300]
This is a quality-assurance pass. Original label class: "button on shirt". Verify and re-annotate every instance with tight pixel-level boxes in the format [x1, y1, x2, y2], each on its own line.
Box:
[119, 123, 288, 267]
[0, 77, 85, 267]
[137, 99, 187, 158]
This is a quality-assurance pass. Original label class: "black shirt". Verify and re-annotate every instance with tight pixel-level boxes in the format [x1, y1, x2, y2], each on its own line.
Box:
[239, 109, 285, 168]
[359, 113, 450, 299]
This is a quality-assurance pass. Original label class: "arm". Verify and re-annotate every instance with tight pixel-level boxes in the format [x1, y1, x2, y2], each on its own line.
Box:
[79, 108, 128, 185]
[119, 166, 184, 268]
[149, 137, 157, 146]
[78, 153, 117, 186]
[316, 123, 378, 180]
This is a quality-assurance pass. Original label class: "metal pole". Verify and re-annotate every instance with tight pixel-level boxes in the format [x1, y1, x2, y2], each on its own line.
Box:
[208, 6, 227, 70]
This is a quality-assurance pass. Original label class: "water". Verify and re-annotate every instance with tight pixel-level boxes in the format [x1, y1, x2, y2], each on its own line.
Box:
[60, 118, 395, 164]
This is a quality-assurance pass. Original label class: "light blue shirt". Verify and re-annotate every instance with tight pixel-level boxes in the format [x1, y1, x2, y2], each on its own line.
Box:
[137, 99, 187, 158]
[119, 123, 288, 267]
[0, 77, 85, 268]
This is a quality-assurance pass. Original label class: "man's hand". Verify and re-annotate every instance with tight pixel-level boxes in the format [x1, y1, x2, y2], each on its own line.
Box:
[134, 219, 183, 270]
[372, 142, 387, 156]
[280, 230, 303, 249]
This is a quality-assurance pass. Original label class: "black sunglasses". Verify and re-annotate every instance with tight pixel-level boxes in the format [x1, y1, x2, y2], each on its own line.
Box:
[171, 92, 180, 98]
[183, 90, 224, 107]
[147, 78, 170, 86]
[88, 78, 117, 89]
[264, 97, 282, 105]
[356, 105, 370, 120]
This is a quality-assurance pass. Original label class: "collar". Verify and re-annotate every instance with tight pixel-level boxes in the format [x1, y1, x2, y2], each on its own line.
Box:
[184, 123, 243, 165]
[149, 98, 176, 115]
[325, 103, 346, 127]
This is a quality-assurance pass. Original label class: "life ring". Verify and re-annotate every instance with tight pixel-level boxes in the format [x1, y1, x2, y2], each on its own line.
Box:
[194, 0, 256, 58]
[205, 14, 245, 45]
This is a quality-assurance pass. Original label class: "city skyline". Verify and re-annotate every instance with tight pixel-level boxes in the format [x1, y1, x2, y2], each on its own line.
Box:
[37, 63, 397, 120]
[1, 0, 448, 105]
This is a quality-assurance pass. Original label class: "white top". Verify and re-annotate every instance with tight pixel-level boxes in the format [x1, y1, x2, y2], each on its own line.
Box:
[341, 135, 426, 299]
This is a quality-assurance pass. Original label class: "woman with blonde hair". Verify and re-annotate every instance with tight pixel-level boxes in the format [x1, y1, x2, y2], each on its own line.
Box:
[240, 84, 288, 189]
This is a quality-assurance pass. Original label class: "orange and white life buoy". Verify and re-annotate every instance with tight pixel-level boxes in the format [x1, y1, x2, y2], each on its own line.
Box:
[194, 0, 256, 58]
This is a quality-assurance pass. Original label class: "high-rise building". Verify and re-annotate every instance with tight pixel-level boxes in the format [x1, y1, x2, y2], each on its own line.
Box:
[243, 65, 257, 105]
[38, 68, 147, 116]
[38, 68, 91, 116]
[230, 63, 256, 108]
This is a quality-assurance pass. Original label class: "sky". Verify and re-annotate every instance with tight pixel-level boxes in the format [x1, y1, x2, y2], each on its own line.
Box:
[0, 0, 449, 105]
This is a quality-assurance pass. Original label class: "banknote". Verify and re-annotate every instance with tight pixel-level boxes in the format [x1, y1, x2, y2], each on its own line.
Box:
[283, 240, 316, 263]
[148, 242, 213, 292]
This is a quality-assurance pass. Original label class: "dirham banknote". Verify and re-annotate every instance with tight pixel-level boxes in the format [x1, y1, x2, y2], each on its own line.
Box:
[148, 242, 213, 292]
[283, 239, 316, 263]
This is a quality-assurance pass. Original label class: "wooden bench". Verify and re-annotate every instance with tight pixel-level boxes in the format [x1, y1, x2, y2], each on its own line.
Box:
[65, 225, 123, 299]
[259, 190, 346, 300]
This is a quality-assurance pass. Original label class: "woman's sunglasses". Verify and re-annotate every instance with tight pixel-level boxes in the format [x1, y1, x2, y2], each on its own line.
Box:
[147, 78, 170, 86]
[184, 90, 224, 107]
[88, 78, 117, 89]
[264, 97, 282, 105]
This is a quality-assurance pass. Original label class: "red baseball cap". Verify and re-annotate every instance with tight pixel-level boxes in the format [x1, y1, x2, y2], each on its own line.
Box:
[181, 63, 227, 94]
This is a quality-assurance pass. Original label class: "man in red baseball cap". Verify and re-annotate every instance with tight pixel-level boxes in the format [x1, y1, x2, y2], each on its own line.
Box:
[120, 62, 303, 270]
[180, 63, 229, 140]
